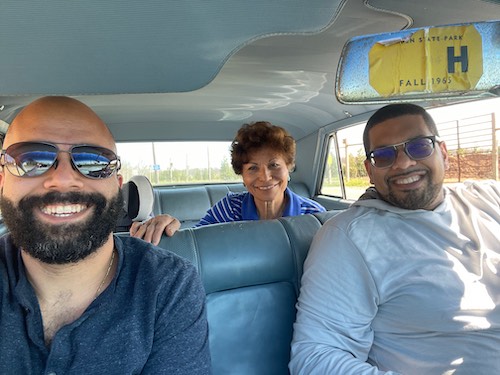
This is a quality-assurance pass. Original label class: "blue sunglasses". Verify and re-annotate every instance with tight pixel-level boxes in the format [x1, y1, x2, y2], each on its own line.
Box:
[367, 136, 439, 169]
[0, 141, 121, 179]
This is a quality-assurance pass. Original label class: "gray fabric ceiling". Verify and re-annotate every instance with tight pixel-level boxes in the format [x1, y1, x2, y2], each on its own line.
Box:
[0, 0, 342, 95]
[0, 0, 498, 142]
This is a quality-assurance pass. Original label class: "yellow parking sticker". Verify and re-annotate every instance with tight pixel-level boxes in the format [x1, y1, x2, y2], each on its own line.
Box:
[369, 25, 483, 97]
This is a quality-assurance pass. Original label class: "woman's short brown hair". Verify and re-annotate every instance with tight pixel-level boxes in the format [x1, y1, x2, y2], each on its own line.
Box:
[231, 121, 296, 175]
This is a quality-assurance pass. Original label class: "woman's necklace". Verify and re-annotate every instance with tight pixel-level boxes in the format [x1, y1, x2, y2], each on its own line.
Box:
[262, 197, 287, 220]
[95, 250, 115, 299]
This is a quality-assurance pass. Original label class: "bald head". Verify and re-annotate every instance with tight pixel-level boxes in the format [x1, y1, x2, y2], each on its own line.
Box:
[5, 96, 116, 151]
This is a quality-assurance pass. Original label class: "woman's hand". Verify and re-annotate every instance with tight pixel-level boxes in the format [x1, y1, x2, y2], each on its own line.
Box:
[130, 215, 181, 245]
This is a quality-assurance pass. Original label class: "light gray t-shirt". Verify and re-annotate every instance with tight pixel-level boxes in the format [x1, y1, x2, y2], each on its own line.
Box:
[291, 180, 500, 374]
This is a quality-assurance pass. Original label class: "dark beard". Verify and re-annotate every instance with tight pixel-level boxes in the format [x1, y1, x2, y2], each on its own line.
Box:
[384, 173, 442, 210]
[0, 190, 123, 264]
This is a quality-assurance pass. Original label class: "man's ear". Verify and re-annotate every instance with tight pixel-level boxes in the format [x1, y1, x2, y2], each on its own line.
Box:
[0, 169, 5, 191]
[438, 140, 450, 170]
[117, 173, 123, 188]
[364, 159, 374, 184]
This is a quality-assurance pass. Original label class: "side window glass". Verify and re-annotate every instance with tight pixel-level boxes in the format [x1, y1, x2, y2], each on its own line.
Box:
[320, 135, 343, 198]
[429, 99, 499, 184]
[320, 123, 369, 200]
[432, 111, 498, 183]
[337, 124, 371, 200]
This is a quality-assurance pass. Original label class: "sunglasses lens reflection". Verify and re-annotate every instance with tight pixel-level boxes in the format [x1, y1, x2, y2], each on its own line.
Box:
[406, 138, 435, 160]
[371, 147, 395, 168]
[3, 143, 58, 177]
[2, 142, 119, 179]
[370, 137, 436, 168]
[71, 146, 119, 179]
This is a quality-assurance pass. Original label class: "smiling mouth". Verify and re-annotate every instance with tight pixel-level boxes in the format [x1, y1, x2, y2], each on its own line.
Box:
[41, 204, 88, 217]
[255, 183, 279, 191]
[390, 171, 426, 186]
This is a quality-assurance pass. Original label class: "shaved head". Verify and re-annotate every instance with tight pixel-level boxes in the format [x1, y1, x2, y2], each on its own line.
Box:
[5, 96, 116, 152]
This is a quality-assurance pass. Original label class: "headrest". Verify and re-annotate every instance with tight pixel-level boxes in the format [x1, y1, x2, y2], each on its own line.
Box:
[122, 175, 154, 222]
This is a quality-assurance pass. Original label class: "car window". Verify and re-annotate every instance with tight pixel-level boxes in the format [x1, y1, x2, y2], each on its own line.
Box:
[320, 97, 500, 200]
[117, 141, 239, 185]
[321, 122, 368, 200]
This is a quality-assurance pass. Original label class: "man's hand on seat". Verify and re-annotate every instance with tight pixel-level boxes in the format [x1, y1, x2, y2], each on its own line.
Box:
[130, 215, 181, 245]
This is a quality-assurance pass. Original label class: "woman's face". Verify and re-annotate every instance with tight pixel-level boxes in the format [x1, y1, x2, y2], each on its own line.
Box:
[241, 147, 290, 205]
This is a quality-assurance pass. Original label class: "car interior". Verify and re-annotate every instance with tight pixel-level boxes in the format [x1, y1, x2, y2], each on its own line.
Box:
[1, 0, 499, 374]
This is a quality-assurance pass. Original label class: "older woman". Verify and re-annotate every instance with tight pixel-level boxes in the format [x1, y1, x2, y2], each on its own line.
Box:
[131, 121, 325, 244]
[199, 121, 325, 224]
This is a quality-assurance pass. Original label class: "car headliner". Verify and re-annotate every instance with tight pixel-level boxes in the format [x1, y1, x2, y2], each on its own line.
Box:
[0, 0, 499, 142]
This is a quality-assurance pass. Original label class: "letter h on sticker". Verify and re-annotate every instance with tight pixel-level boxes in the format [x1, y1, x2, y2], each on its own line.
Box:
[447, 46, 468, 73]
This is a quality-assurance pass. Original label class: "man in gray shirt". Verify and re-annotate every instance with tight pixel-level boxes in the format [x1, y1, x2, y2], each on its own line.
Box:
[290, 103, 500, 374]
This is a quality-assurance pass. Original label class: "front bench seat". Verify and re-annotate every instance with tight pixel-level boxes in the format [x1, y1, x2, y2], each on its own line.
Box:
[155, 211, 342, 374]
[115, 175, 154, 232]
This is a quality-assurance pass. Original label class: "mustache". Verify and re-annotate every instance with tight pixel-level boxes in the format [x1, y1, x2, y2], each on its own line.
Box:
[19, 191, 108, 208]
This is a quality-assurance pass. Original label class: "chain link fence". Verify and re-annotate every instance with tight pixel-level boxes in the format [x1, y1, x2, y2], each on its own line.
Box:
[438, 113, 498, 181]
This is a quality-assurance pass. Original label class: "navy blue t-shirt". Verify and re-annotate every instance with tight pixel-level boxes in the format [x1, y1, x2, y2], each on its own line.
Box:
[0, 235, 211, 374]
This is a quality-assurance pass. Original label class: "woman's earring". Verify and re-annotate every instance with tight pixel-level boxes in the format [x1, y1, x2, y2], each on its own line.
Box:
[287, 175, 291, 181]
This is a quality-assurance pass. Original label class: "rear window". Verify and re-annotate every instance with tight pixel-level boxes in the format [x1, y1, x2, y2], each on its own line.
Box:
[116, 141, 239, 185]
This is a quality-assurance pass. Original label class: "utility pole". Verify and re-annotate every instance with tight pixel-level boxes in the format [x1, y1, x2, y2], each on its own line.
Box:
[343, 138, 350, 182]
[152, 142, 159, 184]
[492, 113, 498, 180]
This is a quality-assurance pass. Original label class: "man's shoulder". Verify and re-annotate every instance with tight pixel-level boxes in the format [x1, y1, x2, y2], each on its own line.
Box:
[115, 235, 197, 274]
[113, 236, 204, 302]
[322, 204, 375, 228]
[450, 180, 499, 193]
[447, 180, 500, 205]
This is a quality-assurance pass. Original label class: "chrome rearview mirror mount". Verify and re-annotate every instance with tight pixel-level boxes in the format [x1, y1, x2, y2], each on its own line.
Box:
[335, 20, 500, 104]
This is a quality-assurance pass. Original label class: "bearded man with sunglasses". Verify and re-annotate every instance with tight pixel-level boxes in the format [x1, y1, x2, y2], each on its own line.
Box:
[290, 103, 500, 374]
[0, 96, 210, 374]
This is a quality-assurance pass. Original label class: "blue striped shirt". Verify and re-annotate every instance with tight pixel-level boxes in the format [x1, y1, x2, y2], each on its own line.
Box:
[197, 187, 325, 226]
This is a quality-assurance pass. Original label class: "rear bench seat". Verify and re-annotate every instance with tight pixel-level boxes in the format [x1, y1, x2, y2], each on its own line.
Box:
[155, 210, 341, 375]
[152, 181, 313, 228]
[118, 177, 340, 373]
[152, 183, 246, 228]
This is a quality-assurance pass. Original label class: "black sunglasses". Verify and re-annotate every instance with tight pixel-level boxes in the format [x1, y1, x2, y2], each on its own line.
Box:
[0, 142, 121, 179]
[367, 136, 439, 169]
